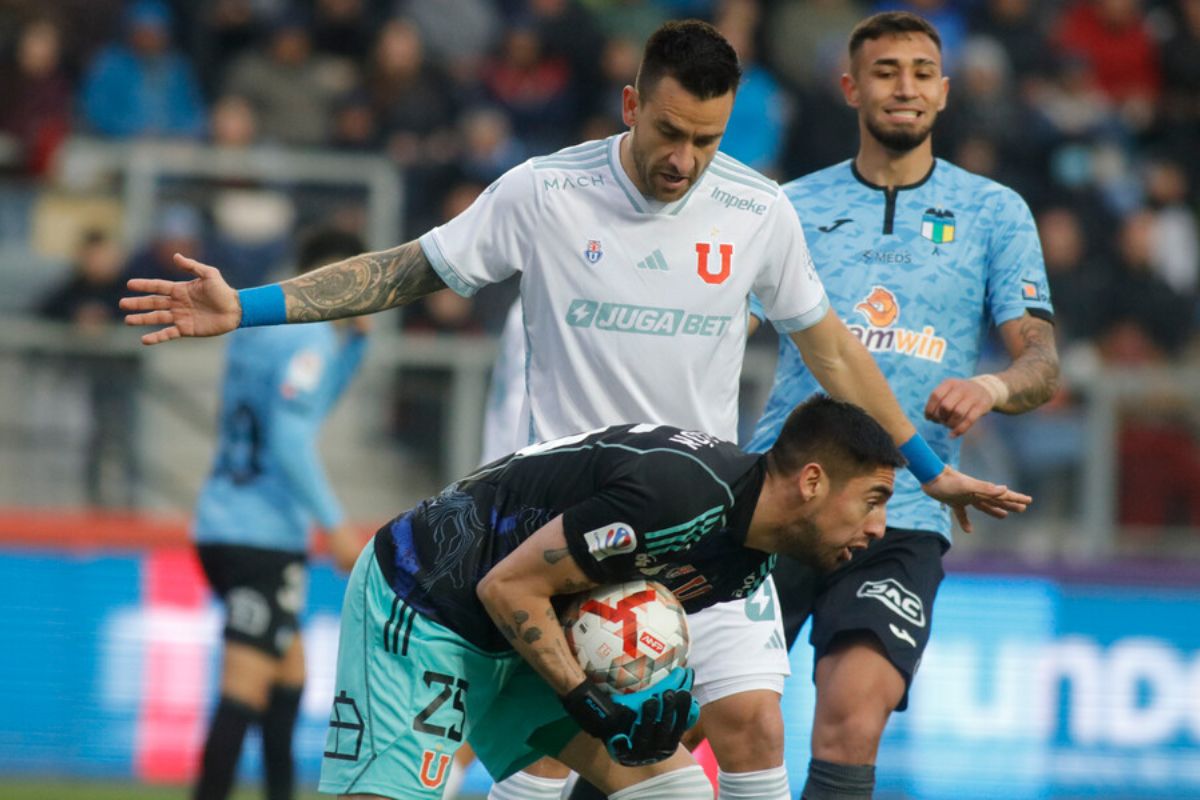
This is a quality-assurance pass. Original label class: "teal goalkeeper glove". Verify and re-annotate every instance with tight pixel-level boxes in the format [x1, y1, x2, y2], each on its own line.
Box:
[561, 666, 700, 766]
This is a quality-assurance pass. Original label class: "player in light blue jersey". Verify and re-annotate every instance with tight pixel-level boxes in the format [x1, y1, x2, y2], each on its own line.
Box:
[125, 20, 1034, 800]
[746, 13, 1060, 800]
[192, 229, 369, 800]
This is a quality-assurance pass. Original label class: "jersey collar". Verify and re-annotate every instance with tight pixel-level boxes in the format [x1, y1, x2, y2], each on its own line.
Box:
[607, 133, 705, 216]
[849, 158, 937, 192]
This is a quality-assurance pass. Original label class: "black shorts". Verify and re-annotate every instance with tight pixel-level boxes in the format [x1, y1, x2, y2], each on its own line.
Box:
[773, 528, 948, 711]
[197, 543, 308, 658]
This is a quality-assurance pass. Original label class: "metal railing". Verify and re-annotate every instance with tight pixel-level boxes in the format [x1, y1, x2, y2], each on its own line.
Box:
[2, 315, 1199, 558]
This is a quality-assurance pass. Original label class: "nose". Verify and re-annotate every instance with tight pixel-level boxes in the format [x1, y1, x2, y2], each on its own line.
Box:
[893, 69, 918, 99]
[864, 509, 887, 540]
[667, 142, 695, 177]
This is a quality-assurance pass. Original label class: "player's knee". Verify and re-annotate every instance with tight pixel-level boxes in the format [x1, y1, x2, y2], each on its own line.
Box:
[608, 765, 713, 800]
[702, 692, 785, 769]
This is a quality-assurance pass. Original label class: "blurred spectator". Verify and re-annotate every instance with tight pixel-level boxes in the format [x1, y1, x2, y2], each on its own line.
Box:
[0, 17, 72, 176]
[79, 0, 206, 139]
[871, 0, 968, 69]
[528, 0, 607, 106]
[1141, 157, 1199, 296]
[1053, 0, 1161, 130]
[125, 202, 206, 282]
[195, 0, 270, 97]
[330, 90, 381, 152]
[715, 1, 789, 174]
[224, 11, 356, 147]
[209, 93, 260, 150]
[968, 0, 1054, 85]
[311, 0, 374, 60]
[1099, 209, 1194, 357]
[938, 36, 1028, 178]
[482, 19, 575, 153]
[367, 19, 459, 167]
[1159, 0, 1200, 157]
[579, 0, 670, 43]
[763, 0, 866, 92]
[457, 106, 526, 185]
[778, 48, 859, 180]
[1037, 205, 1110, 342]
[37, 229, 127, 327]
[37, 229, 141, 507]
[397, 0, 502, 83]
[580, 35, 640, 139]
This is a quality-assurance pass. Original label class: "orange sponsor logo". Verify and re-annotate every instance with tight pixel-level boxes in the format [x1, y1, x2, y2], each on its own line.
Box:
[855, 286, 900, 327]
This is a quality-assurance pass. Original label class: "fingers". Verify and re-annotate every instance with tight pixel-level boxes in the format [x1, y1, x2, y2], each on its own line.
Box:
[141, 326, 181, 346]
[172, 252, 215, 276]
[119, 294, 173, 312]
[124, 310, 176, 327]
[126, 278, 184, 296]
[954, 504, 972, 534]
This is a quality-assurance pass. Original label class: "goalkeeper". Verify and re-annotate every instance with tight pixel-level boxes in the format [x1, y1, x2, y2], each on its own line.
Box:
[316, 396, 908, 799]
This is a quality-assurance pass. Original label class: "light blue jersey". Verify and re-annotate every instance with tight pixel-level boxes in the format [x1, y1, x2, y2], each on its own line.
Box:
[193, 324, 367, 552]
[747, 159, 1053, 541]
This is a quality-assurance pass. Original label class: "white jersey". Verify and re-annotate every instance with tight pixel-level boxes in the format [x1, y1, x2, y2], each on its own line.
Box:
[420, 134, 829, 442]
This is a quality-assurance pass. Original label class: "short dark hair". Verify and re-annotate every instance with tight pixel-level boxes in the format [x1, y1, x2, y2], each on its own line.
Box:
[296, 228, 366, 274]
[766, 395, 905, 483]
[636, 20, 741, 100]
[848, 11, 942, 62]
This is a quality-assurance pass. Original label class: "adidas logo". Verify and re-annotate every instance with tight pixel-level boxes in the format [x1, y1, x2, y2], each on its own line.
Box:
[636, 249, 669, 271]
[766, 631, 786, 650]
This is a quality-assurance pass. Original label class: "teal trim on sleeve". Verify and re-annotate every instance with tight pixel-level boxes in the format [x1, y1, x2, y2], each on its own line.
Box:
[418, 233, 479, 298]
[770, 295, 830, 334]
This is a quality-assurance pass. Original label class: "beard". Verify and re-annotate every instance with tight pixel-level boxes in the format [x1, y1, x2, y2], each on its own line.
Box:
[780, 518, 844, 575]
[864, 113, 935, 154]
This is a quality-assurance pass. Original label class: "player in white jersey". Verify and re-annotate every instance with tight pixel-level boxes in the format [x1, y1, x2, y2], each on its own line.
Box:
[123, 20, 1030, 800]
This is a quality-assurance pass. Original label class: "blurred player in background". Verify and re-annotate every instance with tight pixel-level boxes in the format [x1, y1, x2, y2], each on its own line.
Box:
[321, 396, 902, 799]
[745, 13, 1060, 800]
[191, 228, 370, 800]
[124, 20, 1029, 800]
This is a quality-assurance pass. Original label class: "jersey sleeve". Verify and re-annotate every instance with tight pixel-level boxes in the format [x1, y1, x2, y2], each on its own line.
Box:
[751, 194, 830, 333]
[985, 187, 1055, 326]
[561, 451, 733, 584]
[418, 161, 539, 297]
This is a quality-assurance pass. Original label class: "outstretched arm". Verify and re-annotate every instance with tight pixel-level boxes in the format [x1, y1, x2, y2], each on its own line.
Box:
[121, 241, 446, 345]
[788, 309, 1031, 531]
[924, 313, 1060, 438]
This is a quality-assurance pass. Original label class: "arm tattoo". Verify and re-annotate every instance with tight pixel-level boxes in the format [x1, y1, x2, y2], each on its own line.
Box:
[997, 316, 1060, 414]
[281, 240, 447, 322]
[543, 547, 571, 565]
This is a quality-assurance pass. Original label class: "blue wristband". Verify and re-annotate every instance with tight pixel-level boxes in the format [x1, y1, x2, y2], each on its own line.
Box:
[899, 434, 945, 484]
[237, 285, 287, 328]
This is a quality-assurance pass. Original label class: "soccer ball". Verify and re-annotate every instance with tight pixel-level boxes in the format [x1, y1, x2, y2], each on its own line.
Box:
[560, 579, 690, 694]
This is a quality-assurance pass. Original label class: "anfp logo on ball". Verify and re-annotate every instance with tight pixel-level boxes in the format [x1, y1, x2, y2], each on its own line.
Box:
[583, 523, 637, 561]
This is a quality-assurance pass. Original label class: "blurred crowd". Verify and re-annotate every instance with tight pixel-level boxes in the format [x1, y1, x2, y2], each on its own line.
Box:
[2, 0, 1199, 528]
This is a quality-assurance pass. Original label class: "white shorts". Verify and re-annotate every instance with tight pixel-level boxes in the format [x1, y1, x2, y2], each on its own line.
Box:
[686, 575, 790, 706]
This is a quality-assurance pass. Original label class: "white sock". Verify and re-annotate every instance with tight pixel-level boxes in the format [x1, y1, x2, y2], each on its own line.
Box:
[717, 766, 790, 800]
[609, 766, 713, 799]
[488, 771, 570, 800]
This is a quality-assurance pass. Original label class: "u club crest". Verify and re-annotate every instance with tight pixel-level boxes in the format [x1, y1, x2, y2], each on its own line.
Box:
[584, 239, 604, 264]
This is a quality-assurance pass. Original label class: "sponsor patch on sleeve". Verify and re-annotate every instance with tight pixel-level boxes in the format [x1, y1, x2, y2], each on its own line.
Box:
[582, 523, 638, 561]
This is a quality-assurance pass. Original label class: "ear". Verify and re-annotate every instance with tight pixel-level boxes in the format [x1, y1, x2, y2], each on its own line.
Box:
[841, 71, 858, 109]
[938, 75, 949, 112]
[796, 462, 826, 503]
[622, 85, 639, 128]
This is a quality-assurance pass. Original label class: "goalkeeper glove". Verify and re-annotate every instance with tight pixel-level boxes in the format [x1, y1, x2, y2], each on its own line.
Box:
[561, 666, 700, 767]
